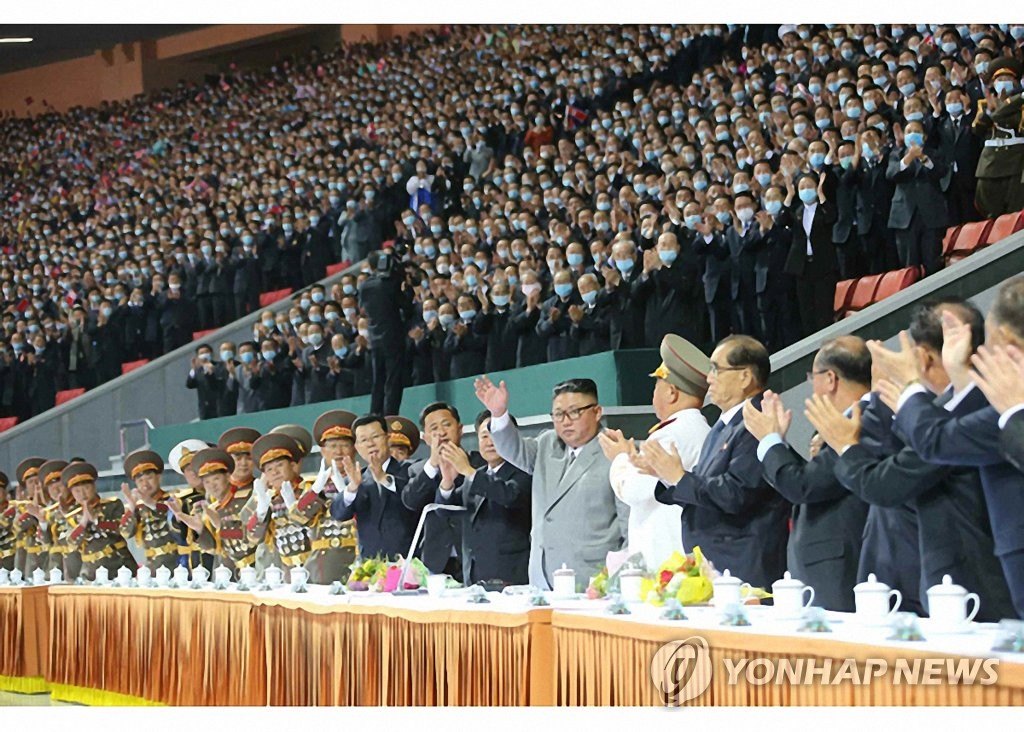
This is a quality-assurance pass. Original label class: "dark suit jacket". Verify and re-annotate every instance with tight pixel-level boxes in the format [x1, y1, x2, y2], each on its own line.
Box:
[894, 388, 1024, 614]
[936, 112, 980, 191]
[444, 321, 487, 379]
[536, 295, 580, 362]
[782, 199, 839, 278]
[725, 223, 763, 300]
[885, 148, 950, 230]
[832, 166, 859, 245]
[570, 302, 612, 357]
[838, 391, 1016, 622]
[854, 156, 895, 233]
[1001, 411, 1024, 473]
[475, 309, 518, 373]
[438, 461, 532, 586]
[761, 441, 868, 612]
[654, 395, 790, 590]
[691, 230, 731, 304]
[330, 459, 416, 561]
[185, 363, 221, 420]
[755, 219, 794, 295]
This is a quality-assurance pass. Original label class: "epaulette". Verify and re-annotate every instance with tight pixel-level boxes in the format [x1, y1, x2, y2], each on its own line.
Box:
[63, 506, 83, 519]
[175, 487, 198, 499]
[44, 501, 60, 512]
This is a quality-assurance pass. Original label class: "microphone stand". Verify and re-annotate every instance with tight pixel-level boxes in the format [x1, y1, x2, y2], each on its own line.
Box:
[392, 503, 467, 595]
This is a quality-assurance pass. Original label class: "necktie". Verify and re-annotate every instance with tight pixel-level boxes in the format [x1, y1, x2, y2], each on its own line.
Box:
[695, 420, 728, 472]
[560, 449, 576, 481]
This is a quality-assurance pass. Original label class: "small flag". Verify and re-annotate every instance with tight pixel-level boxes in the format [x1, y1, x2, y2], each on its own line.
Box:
[564, 104, 588, 131]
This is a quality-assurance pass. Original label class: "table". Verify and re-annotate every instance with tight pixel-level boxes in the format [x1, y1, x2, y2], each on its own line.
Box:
[551, 603, 1024, 706]
[0, 585, 49, 694]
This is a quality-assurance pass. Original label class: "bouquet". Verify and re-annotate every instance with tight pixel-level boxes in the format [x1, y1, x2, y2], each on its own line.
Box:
[640, 547, 715, 607]
[346, 555, 429, 592]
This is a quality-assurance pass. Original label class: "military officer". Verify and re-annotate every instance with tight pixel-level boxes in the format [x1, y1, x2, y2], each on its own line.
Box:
[191, 448, 258, 577]
[119, 449, 180, 572]
[242, 433, 316, 574]
[972, 58, 1024, 218]
[599, 335, 713, 568]
[269, 424, 314, 460]
[36, 460, 82, 579]
[13, 457, 47, 575]
[289, 410, 359, 583]
[387, 416, 422, 463]
[217, 427, 261, 490]
[63, 462, 135, 580]
[167, 439, 215, 572]
[0, 473, 17, 571]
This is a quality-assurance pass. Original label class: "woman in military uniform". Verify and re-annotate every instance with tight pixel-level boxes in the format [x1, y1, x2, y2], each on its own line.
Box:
[119, 449, 180, 572]
[13, 457, 47, 575]
[190, 448, 259, 578]
[35, 460, 83, 579]
[387, 415, 422, 464]
[63, 462, 135, 581]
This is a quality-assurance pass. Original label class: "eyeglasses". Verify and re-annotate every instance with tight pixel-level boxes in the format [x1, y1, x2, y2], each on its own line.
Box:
[708, 362, 748, 376]
[355, 431, 387, 447]
[806, 369, 831, 382]
[550, 404, 598, 423]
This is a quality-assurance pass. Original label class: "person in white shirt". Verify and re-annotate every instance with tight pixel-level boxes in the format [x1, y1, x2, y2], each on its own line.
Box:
[599, 335, 712, 569]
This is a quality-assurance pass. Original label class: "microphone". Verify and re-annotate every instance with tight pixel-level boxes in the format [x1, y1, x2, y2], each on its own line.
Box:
[393, 502, 468, 595]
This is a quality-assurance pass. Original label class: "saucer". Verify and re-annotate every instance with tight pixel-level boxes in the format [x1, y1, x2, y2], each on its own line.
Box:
[923, 619, 976, 635]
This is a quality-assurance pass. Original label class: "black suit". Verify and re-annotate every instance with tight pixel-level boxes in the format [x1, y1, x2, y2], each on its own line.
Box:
[837, 390, 1016, 622]
[886, 147, 949, 275]
[510, 302, 545, 367]
[690, 230, 732, 348]
[604, 267, 645, 350]
[249, 354, 293, 411]
[655, 396, 790, 590]
[895, 389, 1024, 618]
[755, 218, 799, 352]
[185, 362, 222, 420]
[444, 319, 488, 379]
[536, 294, 579, 362]
[439, 461, 532, 586]
[854, 155, 897, 274]
[570, 300, 612, 356]
[359, 273, 415, 415]
[782, 199, 839, 338]
[936, 111, 981, 225]
[630, 249, 703, 347]
[725, 222, 764, 340]
[475, 309, 518, 373]
[1000, 410, 1024, 472]
[761, 440, 868, 612]
[832, 166, 865, 279]
[330, 459, 417, 561]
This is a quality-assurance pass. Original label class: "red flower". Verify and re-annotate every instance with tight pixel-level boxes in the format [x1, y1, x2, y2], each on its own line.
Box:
[659, 570, 674, 587]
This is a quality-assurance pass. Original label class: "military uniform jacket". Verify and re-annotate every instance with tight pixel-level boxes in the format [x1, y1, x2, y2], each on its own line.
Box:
[241, 479, 316, 568]
[290, 478, 357, 584]
[67, 498, 135, 579]
[0, 501, 18, 567]
[12, 504, 47, 572]
[41, 502, 82, 577]
[973, 94, 1024, 179]
[173, 487, 213, 570]
[195, 485, 257, 576]
[119, 495, 180, 571]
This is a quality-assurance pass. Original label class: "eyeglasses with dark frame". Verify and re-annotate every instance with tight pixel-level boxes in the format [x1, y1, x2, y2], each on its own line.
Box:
[708, 362, 748, 376]
[550, 403, 599, 423]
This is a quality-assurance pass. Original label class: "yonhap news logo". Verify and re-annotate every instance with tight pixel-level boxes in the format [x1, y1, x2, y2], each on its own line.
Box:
[651, 637, 1000, 706]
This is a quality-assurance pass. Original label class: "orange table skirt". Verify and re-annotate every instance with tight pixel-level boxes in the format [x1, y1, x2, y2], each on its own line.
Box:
[551, 612, 1024, 706]
[0, 585, 50, 693]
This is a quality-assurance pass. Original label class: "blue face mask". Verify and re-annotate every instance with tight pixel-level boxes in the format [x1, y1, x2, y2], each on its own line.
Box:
[905, 132, 925, 147]
[905, 111, 924, 122]
[733, 183, 750, 194]
[554, 283, 573, 298]
[567, 253, 584, 266]
[459, 309, 477, 320]
[684, 214, 703, 229]
[334, 347, 349, 358]
[240, 351, 255, 364]
[492, 294, 510, 308]
[614, 258, 635, 273]
[658, 250, 678, 265]
[764, 200, 783, 216]
[793, 122, 807, 136]
[846, 106, 862, 119]
[946, 102, 964, 116]
[756, 173, 772, 187]
[715, 211, 732, 225]
[694, 179, 708, 191]
[995, 80, 1016, 96]
[799, 188, 818, 204]
[839, 156, 854, 170]
[262, 350, 277, 362]
[810, 152, 826, 168]
[220, 350, 235, 362]
[899, 83, 916, 96]
[465, 275, 478, 287]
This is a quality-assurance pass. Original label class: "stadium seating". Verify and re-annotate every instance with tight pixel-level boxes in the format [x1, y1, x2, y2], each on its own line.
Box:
[192, 329, 219, 342]
[259, 288, 294, 308]
[121, 359, 150, 375]
[835, 267, 922, 320]
[0, 416, 18, 433]
[55, 388, 86, 407]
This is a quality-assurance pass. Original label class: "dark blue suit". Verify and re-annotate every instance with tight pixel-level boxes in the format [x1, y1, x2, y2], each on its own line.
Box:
[894, 388, 1024, 618]
[330, 458, 417, 561]
[437, 461, 532, 586]
[655, 394, 790, 590]
[837, 389, 1016, 621]
[1000, 411, 1024, 473]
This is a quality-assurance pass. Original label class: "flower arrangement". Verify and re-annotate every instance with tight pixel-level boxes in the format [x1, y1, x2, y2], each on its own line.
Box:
[640, 548, 715, 606]
[346, 555, 429, 592]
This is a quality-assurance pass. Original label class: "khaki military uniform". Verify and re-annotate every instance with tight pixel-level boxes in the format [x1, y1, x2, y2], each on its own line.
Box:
[973, 93, 1024, 218]
[41, 502, 83, 579]
[119, 495, 181, 572]
[241, 480, 317, 572]
[67, 498, 136, 581]
[290, 477, 357, 584]
[172, 487, 214, 572]
[195, 485, 257, 578]
[0, 501, 18, 571]
[12, 506, 47, 576]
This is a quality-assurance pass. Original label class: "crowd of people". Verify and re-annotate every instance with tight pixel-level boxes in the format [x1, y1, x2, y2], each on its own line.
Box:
[3, 274, 1023, 629]
[3, 23, 1024, 427]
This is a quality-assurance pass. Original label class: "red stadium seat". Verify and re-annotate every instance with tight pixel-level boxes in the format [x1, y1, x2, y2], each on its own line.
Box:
[55, 388, 86, 406]
[0, 416, 18, 433]
[325, 262, 347, 276]
[259, 288, 293, 308]
[846, 274, 884, 313]
[834, 278, 857, 318]
[121, 359, 150, 375]
[192, 328, 218, 341]
[947, 220, 994, 263]
[941, 225, 962, 256]
[873, 267, 921, 304]
[983, 211, 1024, 246]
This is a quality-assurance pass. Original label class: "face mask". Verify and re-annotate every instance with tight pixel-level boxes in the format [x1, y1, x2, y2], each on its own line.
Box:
[976, 60, 989, 75]
[343, 307, 357, 321]
[438, 314, 456, 328]
[554, 283, 573, 298]
[240, 351, 256, 364]
[308, 333, 323, 347]
[492, 294, 510, 308]
[694, 179, 708, 191]
[764, 199, 783, 216]
[580, 290, 598, 306]
[423, 310, 438, 323]
[736, 207, 754, 222]
[459, 309, 477, 321]
[658, 250, 678, 265]
[810, 152, 826, 168]
[262, 318, 275, 329]
[567, 253, 584, 267]
[290, 316, 304, 327]
[614, 257, 635, 273]
[995, 80, 1016, 96]
[261, 350, 276, 362]
[905, 111, 924, 122]
[793, 122, 807, 135]
[905, 132, 925, 147]
[946, 102, 964, 116]
[799, 188, 818, 204]
[733, 183, 750, 194]
[715, 211, 732, 225]
[899, 83, 916, 96]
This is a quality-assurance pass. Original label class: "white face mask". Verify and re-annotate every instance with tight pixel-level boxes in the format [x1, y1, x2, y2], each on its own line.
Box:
[521, 283, 541, 297]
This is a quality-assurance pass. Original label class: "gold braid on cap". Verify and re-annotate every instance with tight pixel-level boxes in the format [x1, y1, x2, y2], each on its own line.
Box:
[320, 425, 353, 441]
[225, 441, 253, 454]
[66, 473, 94, 489]
[130, 462, 160, 480]
[197, 460, 230, 478]
[178, 449, 196, 471]
[389, 433, 412, 448]
[258, 447, 294, 468]
[22, 467, 40, 480]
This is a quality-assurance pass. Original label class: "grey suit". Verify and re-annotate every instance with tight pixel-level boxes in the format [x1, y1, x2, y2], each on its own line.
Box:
[489, 415, 629, 589]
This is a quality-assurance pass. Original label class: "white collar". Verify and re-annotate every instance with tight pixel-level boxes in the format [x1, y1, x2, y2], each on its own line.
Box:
[717, 400, 745, 427]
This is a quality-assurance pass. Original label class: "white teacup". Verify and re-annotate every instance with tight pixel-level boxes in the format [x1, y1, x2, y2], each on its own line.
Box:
[239, 567, 258, 588]
[155, 566, 171, 587]
[213, 566, 232, 588]
[427, 573, 449, 598]
[137, 566, 152, 586]
[264, 566, 284, 588]
[0, 568, 10, 585]
[94, 566, 109, 584]
[116, 566, 133, 586]
[713, 569, 754, 608]
[854, 573, 902, 622]
[172, 566, 189, 586]
[32, 567, 46, 585]
[192, 566, 210, 585]
[926, 575, 980, 629]
[290, 567, 309, 591]
[49, 568, 63, 585]
[772, 571, 815, 618]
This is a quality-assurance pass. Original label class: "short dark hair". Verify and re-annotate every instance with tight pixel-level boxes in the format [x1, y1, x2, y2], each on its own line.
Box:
[353, 414, 387, 436]
[909, 297, 985, 353]
[196, 344, 212, 354]
[721, 335, 771, 388]
[991, 275, 1024, 341]
[419, 401, 461, 428]
[817, 336, 871, 387]
[552, 378, 598, 401]
[475, 409, 517, 432]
